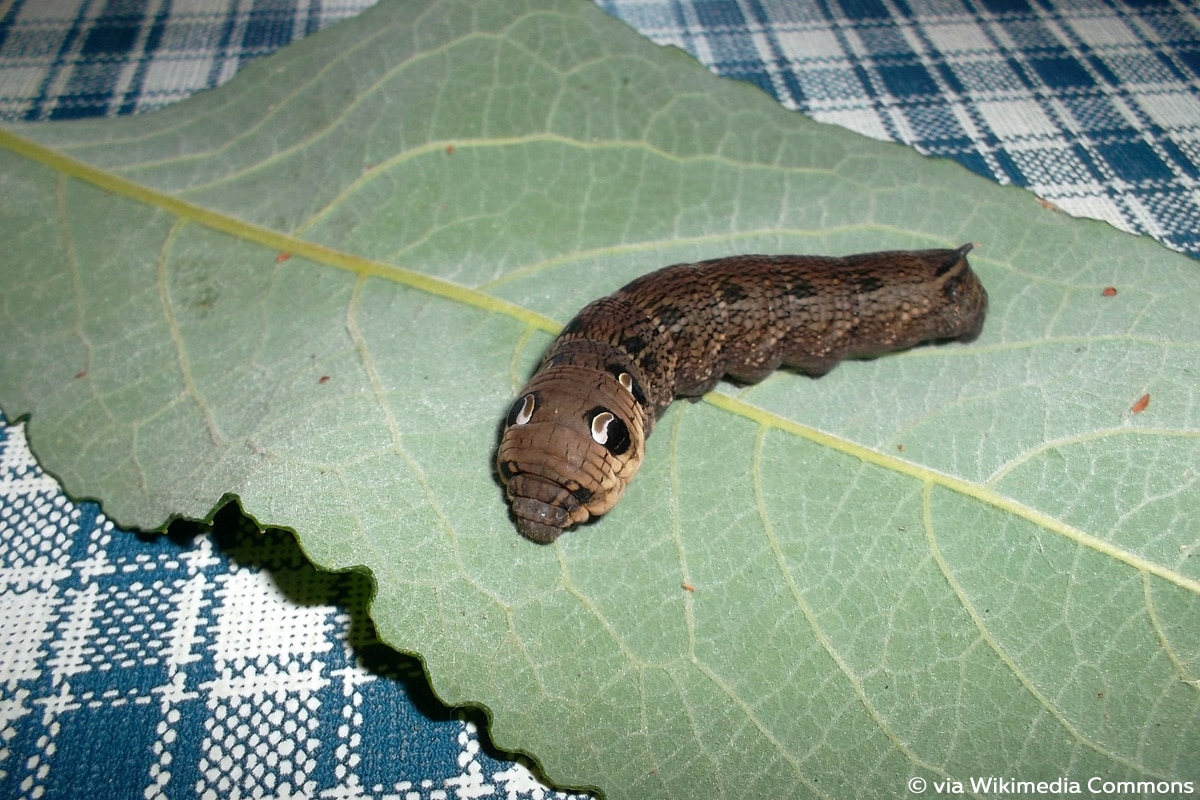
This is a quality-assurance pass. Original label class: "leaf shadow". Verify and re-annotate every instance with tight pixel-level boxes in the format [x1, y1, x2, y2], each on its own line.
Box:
[154, 501, 576, 790]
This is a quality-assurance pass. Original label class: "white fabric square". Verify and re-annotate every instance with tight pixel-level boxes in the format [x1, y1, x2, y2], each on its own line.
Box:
[1135, 91, 1200, 129]
[977, 99, 1059, 139]
[924, 21, 992, 53]
[140, 58, 218, 97]
[1068, 16, 1140, 47]
[812, 108, 892, 142]
[0, 587, 60, 683]
[777, 28, 846, 62]
[211, 571, 334, 666]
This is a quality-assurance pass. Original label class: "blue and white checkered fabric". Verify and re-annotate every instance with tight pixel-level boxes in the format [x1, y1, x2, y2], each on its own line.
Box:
[0, 0, 379, 119]
[2, 0, 1198, 797]
[597, 0, 1200, 256]
[3, 0, 1197, 256]
[0, 414, 588, 799]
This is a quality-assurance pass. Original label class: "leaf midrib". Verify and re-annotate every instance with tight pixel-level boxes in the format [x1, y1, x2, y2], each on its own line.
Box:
[0, 128, 556, 334]
[706, 391, 1200, 596]
[5, 125, 1195, 599]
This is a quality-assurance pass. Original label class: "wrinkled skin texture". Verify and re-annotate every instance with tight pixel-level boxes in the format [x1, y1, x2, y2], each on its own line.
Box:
[498, 245, 988, 543]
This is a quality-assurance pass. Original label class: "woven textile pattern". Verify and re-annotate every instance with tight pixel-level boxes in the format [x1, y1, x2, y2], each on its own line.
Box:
[3, 0, 1198, 254]
[597, 0, 1200, 256]
[0, 0, 379, 119]
[0, 415, 587, 800]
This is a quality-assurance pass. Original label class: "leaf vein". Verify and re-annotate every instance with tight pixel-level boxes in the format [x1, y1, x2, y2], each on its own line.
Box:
[922, 482, 1181, 775]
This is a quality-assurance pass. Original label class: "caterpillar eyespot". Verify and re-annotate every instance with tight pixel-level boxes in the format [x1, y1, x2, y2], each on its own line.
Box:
[588, 409, 631, 455]
[606, 364, 646, 405]
[497, 244, 988, 543]
[590, 410, 615, 444]
[508, 393, 536, 426]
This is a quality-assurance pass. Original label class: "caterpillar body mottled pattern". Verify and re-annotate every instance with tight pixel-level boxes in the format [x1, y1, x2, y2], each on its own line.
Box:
[498, 245, 988, 543]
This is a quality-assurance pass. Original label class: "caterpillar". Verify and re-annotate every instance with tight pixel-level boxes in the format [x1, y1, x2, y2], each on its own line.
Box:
[497, 244, 988, 543]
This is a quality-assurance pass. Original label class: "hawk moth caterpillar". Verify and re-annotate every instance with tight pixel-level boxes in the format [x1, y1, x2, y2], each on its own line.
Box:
[497, 244, 988, 543]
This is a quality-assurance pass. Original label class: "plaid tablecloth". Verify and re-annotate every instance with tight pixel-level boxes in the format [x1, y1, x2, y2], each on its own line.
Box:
[2, 0, 1198, 797]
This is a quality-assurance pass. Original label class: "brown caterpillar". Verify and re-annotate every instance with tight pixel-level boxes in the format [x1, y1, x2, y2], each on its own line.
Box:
[497, 244, 988, 543]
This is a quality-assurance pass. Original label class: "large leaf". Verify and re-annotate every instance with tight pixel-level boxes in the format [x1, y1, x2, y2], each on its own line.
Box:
[1, 0, 1197, 796]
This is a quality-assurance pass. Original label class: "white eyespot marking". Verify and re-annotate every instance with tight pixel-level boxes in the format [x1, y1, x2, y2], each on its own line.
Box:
[515, 394, 535, 426]
[618, 372, 633, 393]
[590, 411, 615, 444]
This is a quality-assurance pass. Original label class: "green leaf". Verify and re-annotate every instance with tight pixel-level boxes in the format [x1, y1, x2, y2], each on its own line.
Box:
[2, 0, 1197, 796]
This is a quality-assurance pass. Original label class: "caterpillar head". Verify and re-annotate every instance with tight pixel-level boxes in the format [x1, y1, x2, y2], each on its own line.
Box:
[497, 361, 648, 543]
